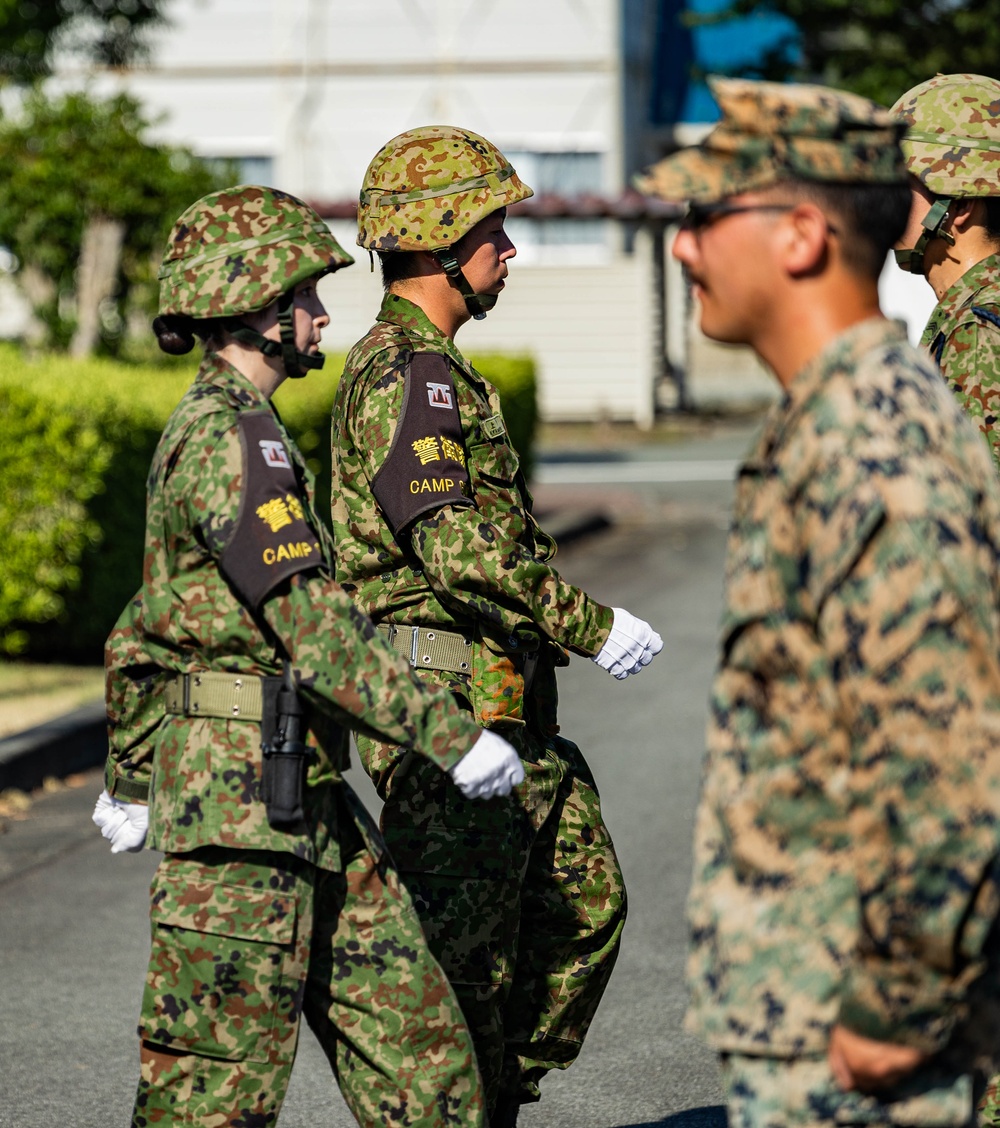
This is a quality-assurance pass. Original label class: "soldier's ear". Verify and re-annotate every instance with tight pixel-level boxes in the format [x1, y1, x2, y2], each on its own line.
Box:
[780, 203, 831, 279]
[948, 198, 980, 234]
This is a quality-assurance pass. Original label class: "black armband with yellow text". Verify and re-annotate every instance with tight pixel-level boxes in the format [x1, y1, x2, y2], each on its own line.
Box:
[220, 411, 323, 606]
[372, 351, 474, 533]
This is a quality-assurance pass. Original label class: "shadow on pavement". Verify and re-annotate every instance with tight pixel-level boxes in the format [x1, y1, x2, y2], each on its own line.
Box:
[615, 1107, 727, 1128]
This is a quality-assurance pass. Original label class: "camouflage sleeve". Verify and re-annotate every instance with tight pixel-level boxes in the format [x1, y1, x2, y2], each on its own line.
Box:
[936, 316, 1000, 473]
[816, 504, 1000, 1051]
[103, 594, 165, 804]
[347, 361, 613, 656]
[410, 508, 612, 655]
[259, 572, 484, 770]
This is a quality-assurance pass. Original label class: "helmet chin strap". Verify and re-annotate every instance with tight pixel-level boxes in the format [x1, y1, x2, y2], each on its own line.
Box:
[433, 248, 495, 320]
[893, 197, 955, 275]
[224, 289, 325, 379]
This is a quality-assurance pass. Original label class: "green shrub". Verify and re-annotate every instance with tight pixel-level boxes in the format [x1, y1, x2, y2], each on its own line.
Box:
[470, 353, 538, 481]
[0, 344, 537, 660]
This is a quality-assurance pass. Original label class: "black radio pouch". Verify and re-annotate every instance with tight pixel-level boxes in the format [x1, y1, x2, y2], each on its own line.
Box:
[260, 664, 308, 832]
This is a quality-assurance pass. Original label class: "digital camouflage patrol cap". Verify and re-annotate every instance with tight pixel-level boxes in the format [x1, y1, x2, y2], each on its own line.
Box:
[158, 184, 354, 320]
[892, 73, 1000, 198]
[357, 125, 533, 252]
[635, 76, 908, 205]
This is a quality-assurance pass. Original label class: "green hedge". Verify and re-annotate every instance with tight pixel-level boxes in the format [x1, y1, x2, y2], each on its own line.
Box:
[0, 344, 537, 660]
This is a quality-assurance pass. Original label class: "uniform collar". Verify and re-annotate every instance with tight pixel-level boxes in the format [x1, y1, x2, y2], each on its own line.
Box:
[922, 251, 1000, 345]
[747, 316, 908, 467]
[377, 292, 475, 377]
[198, 350, 272, 409]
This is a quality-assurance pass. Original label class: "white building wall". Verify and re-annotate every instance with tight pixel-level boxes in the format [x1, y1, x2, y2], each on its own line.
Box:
[320, 218, 657, 426]
[46, 0, 663, 424]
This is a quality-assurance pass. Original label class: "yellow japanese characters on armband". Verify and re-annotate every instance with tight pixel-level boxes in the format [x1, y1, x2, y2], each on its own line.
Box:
[256, 493, 305, 532]
[412, 436, 442, 465]
[441, 437, 466, 466]
[257, 497, 293, 532]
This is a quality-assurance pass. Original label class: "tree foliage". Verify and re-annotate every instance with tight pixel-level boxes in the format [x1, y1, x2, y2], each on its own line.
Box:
[0, 0, 165, 82]
[715, 0, 1000, 105]
[0, 89, 232, 351]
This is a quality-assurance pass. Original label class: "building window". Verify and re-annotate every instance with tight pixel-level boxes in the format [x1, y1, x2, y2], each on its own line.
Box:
[204, 155, 275, 185]
[237, 156, 276, 185]
[503, 151, 609, 265]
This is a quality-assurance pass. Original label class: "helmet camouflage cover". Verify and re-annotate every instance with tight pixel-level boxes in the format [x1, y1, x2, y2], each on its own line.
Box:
[357, 125, 533, 252]
[158, 184, 354, 319]
[892, 73, 1000, 197]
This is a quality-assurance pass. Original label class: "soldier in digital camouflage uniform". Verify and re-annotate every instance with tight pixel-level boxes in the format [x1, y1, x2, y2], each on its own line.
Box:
[328, 126, 663, 1126]
[891, 74, 1000, 472]
[636, 77, 1000, 1127]
[90, 184, 529, 1128]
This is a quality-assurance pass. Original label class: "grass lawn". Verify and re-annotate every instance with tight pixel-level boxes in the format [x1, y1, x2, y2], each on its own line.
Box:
[0, 663, 104, 740]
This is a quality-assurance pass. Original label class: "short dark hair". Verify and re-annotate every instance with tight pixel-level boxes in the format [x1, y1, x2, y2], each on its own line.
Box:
[981, 197, 1000, 242]
[378, 249, 426, 291]
[766, 179, 913, 279]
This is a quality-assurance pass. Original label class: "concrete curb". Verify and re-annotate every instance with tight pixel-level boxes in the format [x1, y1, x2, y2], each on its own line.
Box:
[0, 508, 611, 793]
[0, 700, 107, 793]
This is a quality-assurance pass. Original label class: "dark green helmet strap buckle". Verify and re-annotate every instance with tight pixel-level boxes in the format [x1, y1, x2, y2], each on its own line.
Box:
[433, 248, 489, 320]
[893, 197, 954, 275]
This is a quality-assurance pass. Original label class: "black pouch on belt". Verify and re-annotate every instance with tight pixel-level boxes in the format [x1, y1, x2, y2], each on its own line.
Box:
[260, 662, 308, 831]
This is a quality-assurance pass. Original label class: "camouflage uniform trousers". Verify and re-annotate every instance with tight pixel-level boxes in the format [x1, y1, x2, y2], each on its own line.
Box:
[132, 798, 485, 1127]
[357, 728, 627, 1116]
[718, 1054, 978, 1128]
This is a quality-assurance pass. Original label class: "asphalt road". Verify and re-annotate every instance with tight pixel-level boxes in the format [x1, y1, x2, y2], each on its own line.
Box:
[0, 424, 755, 1128]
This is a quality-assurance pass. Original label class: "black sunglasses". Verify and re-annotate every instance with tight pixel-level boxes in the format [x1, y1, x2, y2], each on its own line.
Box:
[681, 202, 796, 232]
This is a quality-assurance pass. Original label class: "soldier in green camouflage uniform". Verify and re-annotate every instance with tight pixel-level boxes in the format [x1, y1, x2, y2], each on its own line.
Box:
[329, 127, 663, 1126]
[891, 77, 1000, 1125]
[890, 75, 1000, 472]
[90, 184, 528, 1127]
[636, 77, 1000, 1126]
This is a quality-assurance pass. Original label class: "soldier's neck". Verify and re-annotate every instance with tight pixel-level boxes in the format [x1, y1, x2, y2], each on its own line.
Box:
[390, 279, 469, 341]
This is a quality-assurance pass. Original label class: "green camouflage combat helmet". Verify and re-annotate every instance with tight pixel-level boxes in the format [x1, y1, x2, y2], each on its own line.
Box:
[357, 126, 532, 320]
[158, 184, 354, 377]
[892, 74, 1000, 274]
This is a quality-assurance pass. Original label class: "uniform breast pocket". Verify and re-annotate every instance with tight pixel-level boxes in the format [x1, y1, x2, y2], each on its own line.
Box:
[140, 872, 299, 1065]
[467, 435, 520, 497]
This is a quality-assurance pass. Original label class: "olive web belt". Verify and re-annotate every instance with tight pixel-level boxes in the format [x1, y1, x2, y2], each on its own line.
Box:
[164, 671, 265, 721]
[376, 624, 473, 673]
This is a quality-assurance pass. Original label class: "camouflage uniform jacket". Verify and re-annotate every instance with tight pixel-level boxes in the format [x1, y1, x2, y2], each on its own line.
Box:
[330, 294, 613, 727]
[105, 351, 483, 866]
[687, 317, 1000, 1061]
[921, 252, 1000, 473]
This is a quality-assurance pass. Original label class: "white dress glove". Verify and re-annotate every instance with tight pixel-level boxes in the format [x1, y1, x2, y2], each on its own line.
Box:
[449, 729, 525, 800]
[592, 607, 663, 680]
[92, 789, 149, 853]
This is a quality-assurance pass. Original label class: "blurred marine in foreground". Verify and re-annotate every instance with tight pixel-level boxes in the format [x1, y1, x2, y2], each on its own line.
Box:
[637, 77, 1000, 1126]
